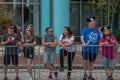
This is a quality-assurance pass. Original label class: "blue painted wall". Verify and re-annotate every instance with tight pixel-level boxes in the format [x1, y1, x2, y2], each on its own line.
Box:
[29, 4, 33, 24]
[53, 0, 70, 38]
[41, 0, 50, 36]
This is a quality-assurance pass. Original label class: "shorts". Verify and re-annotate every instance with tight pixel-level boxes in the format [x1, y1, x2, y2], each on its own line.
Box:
[24, 47, 34, 59]
[4, 55, 18, 65]
[82, 52, 98, 62]
[102, 57, 116, 69]
[43, 51, 56, 64]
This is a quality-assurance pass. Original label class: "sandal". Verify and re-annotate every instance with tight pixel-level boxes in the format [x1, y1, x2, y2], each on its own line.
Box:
[15, 76, 19, 80]
[59, 68, 64, 72]
[107, 76, 113, 80]
[67, 76, 71, 80]
[3, 77, 8, 80]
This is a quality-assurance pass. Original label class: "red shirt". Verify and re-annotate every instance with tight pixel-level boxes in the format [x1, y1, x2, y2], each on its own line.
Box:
[100, 36, 117, 59]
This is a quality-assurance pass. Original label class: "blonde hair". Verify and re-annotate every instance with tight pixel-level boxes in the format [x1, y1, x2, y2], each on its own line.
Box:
[25, 29, 34, 42]
[27, 24, 34, 33]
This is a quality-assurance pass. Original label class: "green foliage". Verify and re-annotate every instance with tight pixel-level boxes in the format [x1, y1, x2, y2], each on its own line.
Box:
[113, 30, 120, 43]
[0, 36, 2, 43]
[0, 15, 11, 24]
[36, 36, 42, 45]
[87, 0, 120, 26]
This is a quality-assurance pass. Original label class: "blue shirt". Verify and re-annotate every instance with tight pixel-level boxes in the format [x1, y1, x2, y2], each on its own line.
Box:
[42, 34, 57, 51]
[80, 27, 100, 54]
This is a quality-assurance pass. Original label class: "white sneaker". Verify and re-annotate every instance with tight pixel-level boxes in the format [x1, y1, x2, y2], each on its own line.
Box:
[26, 76, 33, 80]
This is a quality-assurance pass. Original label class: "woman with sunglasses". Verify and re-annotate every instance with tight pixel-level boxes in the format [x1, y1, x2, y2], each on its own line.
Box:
[42, 27, 58, 80]
[23, 28, 36, 80]
[59, 27, 75, 79]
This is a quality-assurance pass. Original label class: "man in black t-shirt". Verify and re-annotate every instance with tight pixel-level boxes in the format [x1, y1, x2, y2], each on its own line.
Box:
[1, 25, 21, 80]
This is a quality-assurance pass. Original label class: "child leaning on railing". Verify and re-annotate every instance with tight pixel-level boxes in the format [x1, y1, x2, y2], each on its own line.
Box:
[99, 27, 118, 80]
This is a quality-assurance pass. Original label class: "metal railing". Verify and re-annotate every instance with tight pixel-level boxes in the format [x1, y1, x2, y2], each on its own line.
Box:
[0, 45, 120, 80]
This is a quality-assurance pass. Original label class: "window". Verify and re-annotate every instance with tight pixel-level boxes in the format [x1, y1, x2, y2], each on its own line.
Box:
[0, 0, 40, 36]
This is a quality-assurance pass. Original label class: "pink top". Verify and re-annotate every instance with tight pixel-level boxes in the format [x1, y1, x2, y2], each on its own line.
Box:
[17, 29, 23, 39]
[100, 36, 117, 59]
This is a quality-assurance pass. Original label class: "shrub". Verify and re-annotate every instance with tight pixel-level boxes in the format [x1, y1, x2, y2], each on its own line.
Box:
[36, 36, 42, 45]
[113, 30, 120, 43]
[0, 36, 2, 43]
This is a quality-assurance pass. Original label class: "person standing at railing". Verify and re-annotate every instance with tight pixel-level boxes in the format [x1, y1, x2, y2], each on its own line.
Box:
[99, 27, 118, 80]
[80, 17, 101, 80]
[1, 25, 21, 80]
[42, 27, 58, 80]
[23, 28, 36, 80]
[107, 26, 115, 36]
[59, 27, 75, 80]
[16, 24, 24, 43]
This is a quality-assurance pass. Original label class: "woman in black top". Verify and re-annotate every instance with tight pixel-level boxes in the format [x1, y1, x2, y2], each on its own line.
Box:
[23, 28, 36, 80]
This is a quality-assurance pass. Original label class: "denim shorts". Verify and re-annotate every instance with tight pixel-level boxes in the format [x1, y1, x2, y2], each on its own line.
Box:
[43, 51, 56, 64]
[102, 57, 116, 69]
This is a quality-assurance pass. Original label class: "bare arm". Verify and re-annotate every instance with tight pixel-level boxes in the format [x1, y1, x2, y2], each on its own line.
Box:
[42, 39, 49, 46]
[48, 39, 58, 45]
[80, 36, 86, 44]
[99, 42, 108, 46]
[65, 40, 74, 46]
[80, 36, 87, 47]
[1, 40, 9, 46]
[26, 42, 36, 46]
[59, 40, 64, 46]
[20, 31, 24, 39]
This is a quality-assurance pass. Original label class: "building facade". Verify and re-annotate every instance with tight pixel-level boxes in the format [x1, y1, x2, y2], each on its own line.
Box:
[0, 0, 120, 38]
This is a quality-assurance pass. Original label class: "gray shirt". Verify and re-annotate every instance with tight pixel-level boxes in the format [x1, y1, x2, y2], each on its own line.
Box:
[2, 33, 20, 55]
[42, 34, 57, 51]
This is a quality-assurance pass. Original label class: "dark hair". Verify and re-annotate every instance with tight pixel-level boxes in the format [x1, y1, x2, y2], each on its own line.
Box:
[107, 26, 112, 29]
[17, 24, 22, 28]
[87, 16, 96, 22]
[17, 24, 21, 26]
[62, 27, 73, 39]
[45, 27, 52, 33]
[103, 28, 111, 38]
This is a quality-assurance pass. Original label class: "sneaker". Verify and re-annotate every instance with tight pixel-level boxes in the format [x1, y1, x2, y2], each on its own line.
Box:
[107, 76, 113, 80]
[26, 76, 33, 80]
[67, 76, 71, 80]
[3, 77, 8, 80]
[59, 68, 64, 72]
[88, 75, 95, 80]
[15, 76, 19, 80]
[54, 72, 58, 79]
[83, 74, 88, 80]
[48, 75, 52, 80]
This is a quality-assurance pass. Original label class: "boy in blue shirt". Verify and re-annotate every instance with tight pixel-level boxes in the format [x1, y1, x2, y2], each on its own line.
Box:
[80, 17, 100, 80]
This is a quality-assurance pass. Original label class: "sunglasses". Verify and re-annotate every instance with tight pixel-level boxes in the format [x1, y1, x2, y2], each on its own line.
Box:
[9, 27, 13, 29]
[49, 30, 53, 33]
[26, 29, 30, 31]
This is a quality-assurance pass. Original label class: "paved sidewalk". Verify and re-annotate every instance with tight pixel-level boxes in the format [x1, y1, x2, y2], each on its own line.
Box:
[0, 69, 120, 80]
